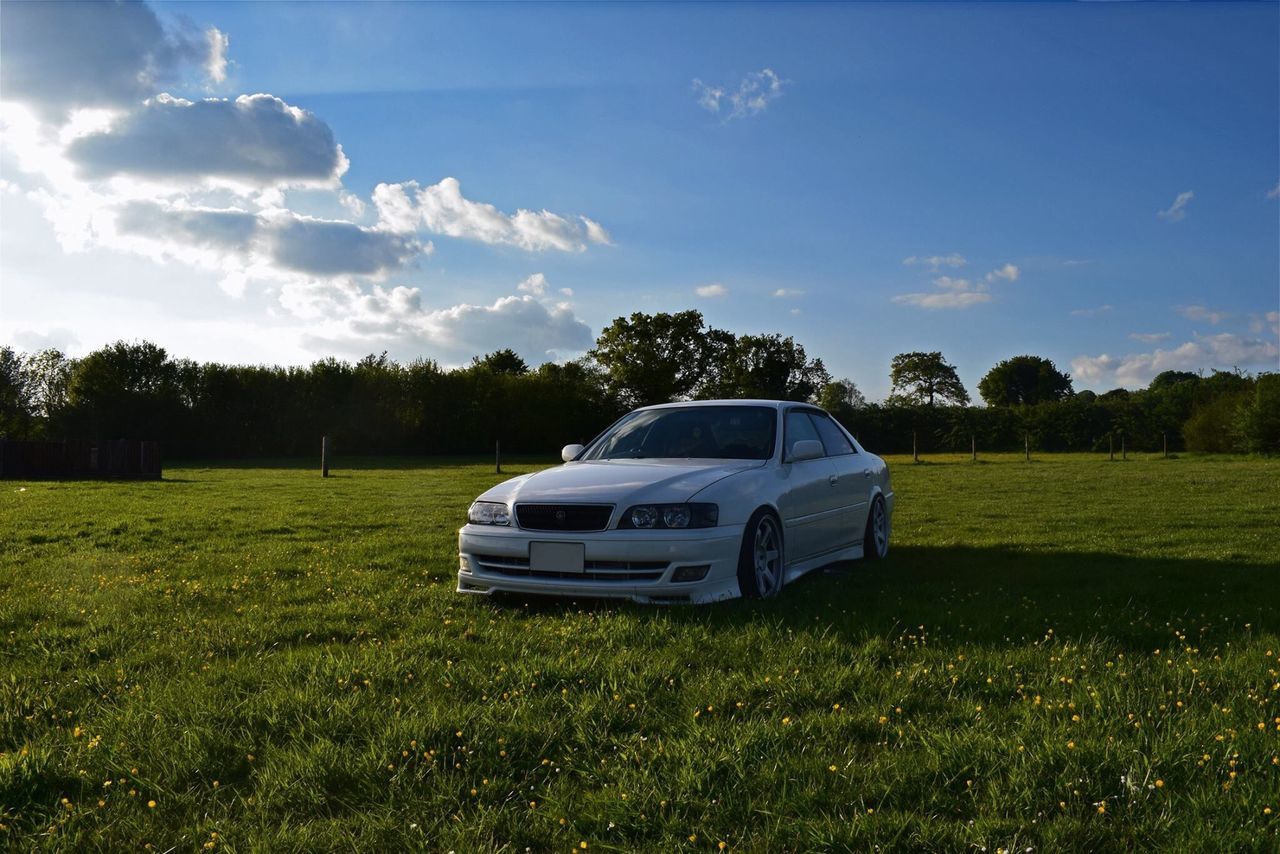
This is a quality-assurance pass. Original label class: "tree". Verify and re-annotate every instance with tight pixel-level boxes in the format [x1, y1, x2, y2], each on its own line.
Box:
[18, 348, 73, 422]
[698, 333, 830, 402]
[978, 355, 1073, 406]
[1149, 370, 1198, 391]
[888, 351, 969, 407]
[590, 311, 709, 406]
[471, 349, 529, 375]
[1236, 373, 1280, 453]
[817, 378, 867, 412]
[0, 345, 31, 438]
[65, 341, 186, 440]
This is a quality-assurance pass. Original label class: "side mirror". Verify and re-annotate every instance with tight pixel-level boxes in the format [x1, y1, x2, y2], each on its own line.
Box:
[561, 443, 585, 463]
[787, 439, 824, 463]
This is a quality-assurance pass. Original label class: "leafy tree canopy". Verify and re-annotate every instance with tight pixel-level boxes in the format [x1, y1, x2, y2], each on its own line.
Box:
[698, 333, 830, 402]
[817, 378, 867, 412]
[590, 310, 709, 406]
[1149, 370, 1199, 390]
[471, 349, 530, 375]
[978, 355, 1073, 406]
[889, 351, 969, 407]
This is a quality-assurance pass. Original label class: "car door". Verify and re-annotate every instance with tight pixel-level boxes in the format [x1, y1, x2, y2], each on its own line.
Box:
[809, 411, 871, 548]
[775, 409, 839, 563]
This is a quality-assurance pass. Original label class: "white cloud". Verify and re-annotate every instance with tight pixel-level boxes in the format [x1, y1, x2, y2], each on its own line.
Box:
[1252, 311, 1280, 336]
[206, 28, 230, 85]
[10, 328, 79, 353]
[66, 94, 348, 190]
[1176, 304, 1229, 325]
[1072, 333, 1279, 388]
[265, 215, 427, 276]
[1157, 190, 1194, 222]
[1129, 331, 1171, 344]
[692, 80, 724, 113]
[773, 288, 805, 297]
[692, 69, 786, 121]
[0, 1, 228, 117]
[518, 273, 548, 295]
[1267, 182, 1279, 200]
[372, 177, 609, 252]
[1071, 305, 1113, 317]
[893, 263, 1023, 310]
[892, 291, 992, 310]
[695, 283, 728, 298]
[986, 263, 1020, 283]
[300, 288, 594, 366]
[0, 0, 610, 350]
[580, 216, 613, 246]
[106, 200, 431, 283]
[903, 253, 966, 270]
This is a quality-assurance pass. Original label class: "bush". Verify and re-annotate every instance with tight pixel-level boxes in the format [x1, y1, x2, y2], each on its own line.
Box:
[1236, 373, 1280, 454]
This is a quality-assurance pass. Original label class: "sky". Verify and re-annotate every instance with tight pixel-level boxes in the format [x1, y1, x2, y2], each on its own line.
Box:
[1, 1, 1277, 401]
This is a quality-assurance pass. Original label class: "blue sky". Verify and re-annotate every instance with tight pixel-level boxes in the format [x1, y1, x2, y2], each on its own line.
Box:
[1, 1, 1276, 399]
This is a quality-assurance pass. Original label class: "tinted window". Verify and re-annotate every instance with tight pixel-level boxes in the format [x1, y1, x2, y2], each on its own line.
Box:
[784, 410, 822, 456]
[810, 412, 855, 456]
[583, 405, 777, 460]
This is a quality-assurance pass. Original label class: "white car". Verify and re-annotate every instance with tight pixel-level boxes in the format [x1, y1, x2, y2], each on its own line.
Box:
[456, 400, 893, 604]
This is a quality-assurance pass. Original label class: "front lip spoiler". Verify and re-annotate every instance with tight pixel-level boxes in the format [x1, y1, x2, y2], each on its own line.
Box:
[457, 524, 746, 604]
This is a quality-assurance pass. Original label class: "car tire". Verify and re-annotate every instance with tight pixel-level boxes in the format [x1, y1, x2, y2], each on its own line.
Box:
[738, 508, 785, 599]
[863, 495, 888, 561]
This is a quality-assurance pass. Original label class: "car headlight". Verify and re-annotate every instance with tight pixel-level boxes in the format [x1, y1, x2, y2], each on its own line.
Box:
[618, 503, 718, 529]
[467, 501, 511, 526]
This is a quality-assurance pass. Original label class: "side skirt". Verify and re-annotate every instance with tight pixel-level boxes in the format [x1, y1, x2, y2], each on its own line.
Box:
[783, 543, 863, 584]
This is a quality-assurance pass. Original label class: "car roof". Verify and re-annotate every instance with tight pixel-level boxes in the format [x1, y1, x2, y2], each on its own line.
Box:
[636, 399, 817, 411]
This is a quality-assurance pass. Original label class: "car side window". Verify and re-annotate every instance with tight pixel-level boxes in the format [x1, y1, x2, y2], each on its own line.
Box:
[810, 412, 855, 456]
[784, 410, 822, 457]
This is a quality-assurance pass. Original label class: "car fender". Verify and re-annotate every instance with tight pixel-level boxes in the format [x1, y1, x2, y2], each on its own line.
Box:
[687, 467, 781, 528]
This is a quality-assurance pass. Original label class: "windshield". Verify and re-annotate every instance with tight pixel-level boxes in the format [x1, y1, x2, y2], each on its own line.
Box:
[582, 405, 777, 460]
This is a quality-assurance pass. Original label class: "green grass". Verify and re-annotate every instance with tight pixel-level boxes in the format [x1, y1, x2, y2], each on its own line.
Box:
[1, 452, 1278, 852]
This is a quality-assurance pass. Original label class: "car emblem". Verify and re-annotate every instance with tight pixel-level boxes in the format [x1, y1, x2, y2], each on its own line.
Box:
[554, 510, 566, 522]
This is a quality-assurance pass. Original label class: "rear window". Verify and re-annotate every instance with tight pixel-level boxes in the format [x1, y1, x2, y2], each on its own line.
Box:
[810, 412, 855, 456]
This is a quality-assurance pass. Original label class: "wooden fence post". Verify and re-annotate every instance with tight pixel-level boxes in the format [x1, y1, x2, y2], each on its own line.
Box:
[321, 435, 330, 478]
[1122, 436, 1126, 461]
[912, 431, 918, 464]
[1163, 432, 1168, 459]
[495, 439, 502, 474]
[1024, 433, 1030, 463]
[971, 435, 976, 462]
[1109, 435, 1114, 462]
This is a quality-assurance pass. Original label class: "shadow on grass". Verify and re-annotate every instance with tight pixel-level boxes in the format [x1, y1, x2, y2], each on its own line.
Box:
[485, 545, 1279, 649]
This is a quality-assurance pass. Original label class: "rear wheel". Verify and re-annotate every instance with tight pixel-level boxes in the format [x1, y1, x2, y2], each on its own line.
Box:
[863, 495, 888, 560]
[738, 509, 784, 599]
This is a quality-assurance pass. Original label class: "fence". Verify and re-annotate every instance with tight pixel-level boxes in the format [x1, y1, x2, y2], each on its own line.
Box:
[0, 439, 162, 480]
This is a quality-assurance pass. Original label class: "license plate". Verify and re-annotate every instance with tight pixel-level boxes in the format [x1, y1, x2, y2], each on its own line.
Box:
[529, 541, 585, 574]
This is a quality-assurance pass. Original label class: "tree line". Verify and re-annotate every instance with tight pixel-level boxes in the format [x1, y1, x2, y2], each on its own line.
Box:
[2, 310, 1276, 457]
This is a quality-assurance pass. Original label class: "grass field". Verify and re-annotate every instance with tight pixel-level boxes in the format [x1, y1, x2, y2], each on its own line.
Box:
[1, 452, 1278, 851]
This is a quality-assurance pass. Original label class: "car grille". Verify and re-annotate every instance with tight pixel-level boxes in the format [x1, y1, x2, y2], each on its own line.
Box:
[514, 503, 614, 532]
[472, 554, 666, 582]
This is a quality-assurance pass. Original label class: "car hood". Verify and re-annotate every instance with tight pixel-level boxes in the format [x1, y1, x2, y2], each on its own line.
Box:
[475, 459, 764, 506]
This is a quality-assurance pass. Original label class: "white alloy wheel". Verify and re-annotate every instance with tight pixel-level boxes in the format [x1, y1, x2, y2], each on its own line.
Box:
[864, 496, 888, 560]
[751, 513, 784, 597]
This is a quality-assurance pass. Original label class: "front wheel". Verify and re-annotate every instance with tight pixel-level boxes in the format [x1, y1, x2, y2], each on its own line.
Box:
[863, 495, 888, 561]
[738, 509, 784, 599]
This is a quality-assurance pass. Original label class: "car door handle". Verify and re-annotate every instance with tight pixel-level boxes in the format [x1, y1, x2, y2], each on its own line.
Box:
[828, 474, 839, 486]
[862, 469, 872, 478]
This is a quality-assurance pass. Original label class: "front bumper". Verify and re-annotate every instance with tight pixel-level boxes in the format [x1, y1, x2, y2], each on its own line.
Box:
[457, 523, 746, 604]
